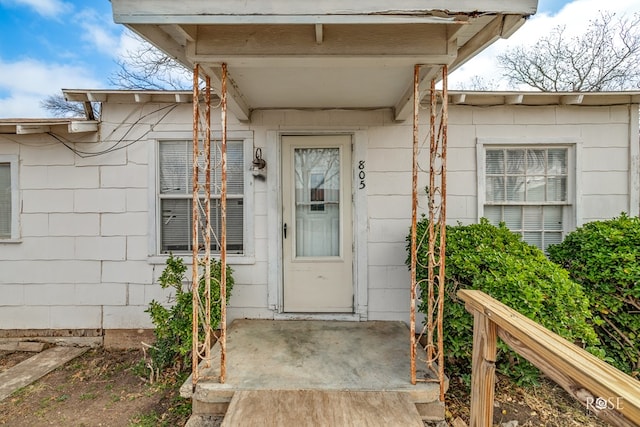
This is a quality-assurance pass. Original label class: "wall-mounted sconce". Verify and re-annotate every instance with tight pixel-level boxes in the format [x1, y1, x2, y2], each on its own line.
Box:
[251, 147, 267, 180]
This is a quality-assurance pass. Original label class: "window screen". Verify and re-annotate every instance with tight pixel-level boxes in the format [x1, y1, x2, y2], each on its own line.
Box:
[159, 140, 244, 254]
[484, 147, 569, 250]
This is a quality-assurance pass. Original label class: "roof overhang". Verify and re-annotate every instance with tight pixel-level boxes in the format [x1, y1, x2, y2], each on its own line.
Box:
[110, 0, 538, 122]
[62, 89, 640, 107]
[447, 91, 640, 106]
[0, 118, 98, 136]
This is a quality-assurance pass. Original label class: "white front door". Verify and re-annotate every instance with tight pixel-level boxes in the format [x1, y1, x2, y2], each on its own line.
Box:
[282, 135, 353, 312]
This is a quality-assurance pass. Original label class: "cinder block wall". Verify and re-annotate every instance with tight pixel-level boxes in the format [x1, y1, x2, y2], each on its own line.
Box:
[0, 102, 634, 332]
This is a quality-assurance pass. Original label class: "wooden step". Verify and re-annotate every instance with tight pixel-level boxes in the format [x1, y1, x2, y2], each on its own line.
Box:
[221, 390, 424, 427]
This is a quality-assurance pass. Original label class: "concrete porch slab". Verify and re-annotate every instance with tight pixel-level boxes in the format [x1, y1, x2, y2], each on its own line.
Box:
[181, 320, 444, 408]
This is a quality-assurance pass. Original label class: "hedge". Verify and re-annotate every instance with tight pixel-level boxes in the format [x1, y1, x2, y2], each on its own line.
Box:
[548, 214, 640, 378]
[408, 218, 601, 385]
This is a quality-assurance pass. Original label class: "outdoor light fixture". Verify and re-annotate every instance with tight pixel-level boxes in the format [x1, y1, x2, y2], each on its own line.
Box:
[251, 147, 266, 180]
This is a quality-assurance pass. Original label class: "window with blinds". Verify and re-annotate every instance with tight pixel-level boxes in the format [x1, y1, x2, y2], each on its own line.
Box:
[483, 147, 569, 251]
[0, 163, 11, 239]
[159, 140, 244, 254]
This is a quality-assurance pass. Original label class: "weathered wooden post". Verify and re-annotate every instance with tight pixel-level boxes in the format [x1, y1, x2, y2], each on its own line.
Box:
[468, 309, 498, 426]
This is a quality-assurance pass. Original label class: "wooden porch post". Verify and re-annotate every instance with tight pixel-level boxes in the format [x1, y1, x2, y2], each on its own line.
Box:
[410, 64, 420, 385]
[469, 309, 498, 427]
[219, 62, 228, 384]
[191, 64, 201, 390]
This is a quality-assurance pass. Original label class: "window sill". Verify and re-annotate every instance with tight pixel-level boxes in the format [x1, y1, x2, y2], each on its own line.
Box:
[147, 254, 256, 266]
[0, 238, 22, 244]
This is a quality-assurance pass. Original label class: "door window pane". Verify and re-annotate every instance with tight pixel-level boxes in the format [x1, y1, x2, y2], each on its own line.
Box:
[294, 148, 340, 257]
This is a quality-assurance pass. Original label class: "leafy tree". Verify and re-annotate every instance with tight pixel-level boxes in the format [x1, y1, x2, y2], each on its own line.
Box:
[498, 11, 640, 91]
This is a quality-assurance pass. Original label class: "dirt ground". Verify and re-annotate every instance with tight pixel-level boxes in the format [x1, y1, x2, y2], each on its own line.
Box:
[0, 347, 198, 427]
[0, 347, 613, 427]
[444, 374, 609, 427]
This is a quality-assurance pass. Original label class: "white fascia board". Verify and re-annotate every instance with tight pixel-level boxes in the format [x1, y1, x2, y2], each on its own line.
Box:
[16, 125, 51, 134]
[68, 121, 99, 133]
[112, 0, 538, 24]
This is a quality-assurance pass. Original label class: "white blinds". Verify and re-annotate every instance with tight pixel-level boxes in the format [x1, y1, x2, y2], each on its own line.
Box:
[159, 141, 244, 254]
[484, 147, 568, 250]
[159, 140, 244, 196]
[486, 148, 567, 203]
[0, 164, 10, 239]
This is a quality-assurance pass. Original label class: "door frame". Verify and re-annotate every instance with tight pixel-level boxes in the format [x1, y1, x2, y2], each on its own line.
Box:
[266, 130, 368, 320]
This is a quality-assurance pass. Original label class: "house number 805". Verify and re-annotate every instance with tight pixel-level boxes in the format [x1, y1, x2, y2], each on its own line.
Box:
[358, 161, 366, 189]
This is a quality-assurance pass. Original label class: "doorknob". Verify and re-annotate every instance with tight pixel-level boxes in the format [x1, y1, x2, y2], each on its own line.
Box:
[283, 223, 287, 239]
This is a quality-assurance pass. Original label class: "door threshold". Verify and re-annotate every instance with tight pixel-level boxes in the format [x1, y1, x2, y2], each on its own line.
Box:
[274, 313, 361, 322]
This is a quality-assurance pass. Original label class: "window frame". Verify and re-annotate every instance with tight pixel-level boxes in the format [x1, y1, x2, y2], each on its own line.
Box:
[0, 155, 20, 242]
[476, 138, 581, 249]
[148, 131, 255, 265]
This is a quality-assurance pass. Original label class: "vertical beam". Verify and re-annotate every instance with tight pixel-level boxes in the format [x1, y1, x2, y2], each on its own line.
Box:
[427, 78, 437, 370]
[191, 64, 201, 390]
[219, 63, 228, 384]
[411, 66, 447, 400]
[629, 104, 640, 217]
[468, 309, 498, 427]
[410, 64, 420, 385]
[204, 75, 212, 368]
[438, 65, 448, 401]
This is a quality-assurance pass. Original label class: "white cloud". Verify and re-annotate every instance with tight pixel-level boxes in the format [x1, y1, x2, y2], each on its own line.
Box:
[75, 8, 123, 58]
[449, 0, 640, 89]
[116, 30, 149, 58]
[0, 0, 71, 18]
[0, 58, 101, 118]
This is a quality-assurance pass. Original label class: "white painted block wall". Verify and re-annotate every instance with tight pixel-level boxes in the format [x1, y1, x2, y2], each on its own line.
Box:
[0, 102, 636, 330]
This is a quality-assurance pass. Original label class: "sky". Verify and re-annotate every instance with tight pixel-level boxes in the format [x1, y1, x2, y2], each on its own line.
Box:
[0, 0, 639, 118]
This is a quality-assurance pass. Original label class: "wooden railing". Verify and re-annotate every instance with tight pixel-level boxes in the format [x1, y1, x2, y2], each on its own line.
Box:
[458, 290, 640, 427]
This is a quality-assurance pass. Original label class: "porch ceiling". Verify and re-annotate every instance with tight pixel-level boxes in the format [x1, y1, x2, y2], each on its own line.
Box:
[111, 0, 538, 122]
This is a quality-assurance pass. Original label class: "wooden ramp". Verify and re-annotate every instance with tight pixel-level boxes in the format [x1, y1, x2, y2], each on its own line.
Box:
[0, 346, 88, 402]
[221, 390, 424, 427]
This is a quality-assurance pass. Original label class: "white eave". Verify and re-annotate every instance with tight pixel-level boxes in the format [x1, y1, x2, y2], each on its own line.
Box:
[0, 118, 98, 136]
[63, 89, 206, 105]
[63, 89, 640, 107]
[112, 1, 538, 23]
[446, 91, 640, 106]
[110, 0, 539, 122]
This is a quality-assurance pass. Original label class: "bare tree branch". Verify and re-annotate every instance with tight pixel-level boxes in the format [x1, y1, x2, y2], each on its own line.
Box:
[43, 31, 192, 117]
[498, 11, 640, 92]
[40, 94, 101, 119]
[109, 32, 192, 90]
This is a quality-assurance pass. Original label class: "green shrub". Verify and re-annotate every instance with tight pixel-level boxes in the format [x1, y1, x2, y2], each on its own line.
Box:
[408, 218, 600, 385]
[146, 254, 234, 375]
[548, 214, 640, 378]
